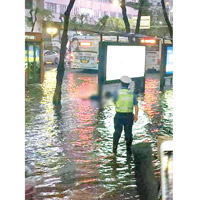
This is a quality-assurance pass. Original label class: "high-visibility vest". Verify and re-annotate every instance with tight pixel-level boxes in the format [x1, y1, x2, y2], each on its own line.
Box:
[115, 89, 134, 113]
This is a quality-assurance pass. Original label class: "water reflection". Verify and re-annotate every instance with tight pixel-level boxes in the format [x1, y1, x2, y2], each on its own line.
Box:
[142, 75, 163, 136]
[25, 68, 173, 199]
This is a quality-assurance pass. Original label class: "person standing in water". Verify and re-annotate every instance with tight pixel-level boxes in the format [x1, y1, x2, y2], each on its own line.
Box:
[113, 75, 139, 155]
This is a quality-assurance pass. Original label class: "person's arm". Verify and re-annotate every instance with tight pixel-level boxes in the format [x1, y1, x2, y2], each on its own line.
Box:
[133, 94, 139, 122]
[134, 105, 139, 122]
[113, 90, 118, 104]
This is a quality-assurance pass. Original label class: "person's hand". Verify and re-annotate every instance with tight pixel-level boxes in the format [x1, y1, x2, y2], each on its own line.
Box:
[134, 115, 138, 122]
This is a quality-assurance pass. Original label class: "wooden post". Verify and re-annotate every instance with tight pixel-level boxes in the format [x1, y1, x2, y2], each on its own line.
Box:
[132, 143, 158, 200]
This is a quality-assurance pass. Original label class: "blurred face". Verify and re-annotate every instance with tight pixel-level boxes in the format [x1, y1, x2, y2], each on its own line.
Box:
[121, 82, 129, 88]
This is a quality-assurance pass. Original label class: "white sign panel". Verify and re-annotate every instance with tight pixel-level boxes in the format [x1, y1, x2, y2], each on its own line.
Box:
[132, 16, 151, 29]
[146, 52, 159, 65]
[106, 45, 146, 81]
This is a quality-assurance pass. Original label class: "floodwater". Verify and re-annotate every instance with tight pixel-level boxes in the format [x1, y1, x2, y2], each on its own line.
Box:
[25, 66, 173, 199]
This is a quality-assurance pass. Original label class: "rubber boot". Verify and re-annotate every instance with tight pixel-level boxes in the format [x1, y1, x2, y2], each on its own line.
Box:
[126, 140, 132, 155]
[113, 142, 118, 155]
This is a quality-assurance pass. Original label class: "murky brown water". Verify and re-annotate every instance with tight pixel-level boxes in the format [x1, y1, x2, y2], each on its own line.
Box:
[25, 66, 173, 199]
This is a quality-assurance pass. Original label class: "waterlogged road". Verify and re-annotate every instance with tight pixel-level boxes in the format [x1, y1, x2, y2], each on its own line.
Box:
[25, 66, 173, 199]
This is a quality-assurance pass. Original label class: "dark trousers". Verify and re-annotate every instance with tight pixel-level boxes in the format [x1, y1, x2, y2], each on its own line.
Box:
[113, 113, 134, 153]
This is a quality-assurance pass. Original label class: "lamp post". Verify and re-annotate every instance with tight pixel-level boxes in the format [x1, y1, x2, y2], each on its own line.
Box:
[46, 27, 58, 50]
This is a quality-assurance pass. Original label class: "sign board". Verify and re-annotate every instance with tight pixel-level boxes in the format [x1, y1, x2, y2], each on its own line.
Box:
[160, 44, 173, 90]
[98, 42, 146, 97]
[25, 32, 42, 42]
[165, 46, 173, 74]
[106, 45, 146, 81]
[164, 40, 172, 45]
[131, 16, 151, 29]
[25, 35, 35, 40]
[146, 51, 159, 65]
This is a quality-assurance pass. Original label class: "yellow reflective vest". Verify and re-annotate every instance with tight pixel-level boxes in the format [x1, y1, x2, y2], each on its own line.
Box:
[115, 89, 134, 113]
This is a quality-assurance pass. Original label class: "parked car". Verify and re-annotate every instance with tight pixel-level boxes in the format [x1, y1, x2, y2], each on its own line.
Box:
[44, 50, 59, 65]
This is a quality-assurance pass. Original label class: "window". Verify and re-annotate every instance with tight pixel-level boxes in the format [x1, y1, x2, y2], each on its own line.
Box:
[25, 0, 32, 9]
[110, 12, 116, 17]
[104, 11, 108, 16]
[46, 2, 57, 13]
[74, 7, 79, 15]
[118, 13, 122, 18]
[60, 4, 66, 14]
[95, 10, 99, 18]
[71, 8, 74, 15]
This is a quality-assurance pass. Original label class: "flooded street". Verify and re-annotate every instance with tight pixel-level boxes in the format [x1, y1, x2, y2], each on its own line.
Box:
[25, 66, 173, 199]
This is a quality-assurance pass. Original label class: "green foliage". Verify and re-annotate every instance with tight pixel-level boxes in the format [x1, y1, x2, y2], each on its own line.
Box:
[25, 6, 53, 28]
[40, 9, 54, 21]
[25, 16, 33, 27]
[95, 15, 109, 31]
[126, 0, 151, 10]
[69, 16, 78, 30]
[128, 19, 136, 30]
[106, 17, 125, 31]
[126, 0, 152, 16]
[145, 27, 170, 37]
[78, 14, 89, 25]
[69, 14, 89, 30]
[68, 15, 129, 33]
[126, 2, 140, 10]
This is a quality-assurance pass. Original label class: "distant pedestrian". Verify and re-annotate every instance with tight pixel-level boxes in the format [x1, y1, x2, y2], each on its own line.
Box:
[113, 76, 139, 155]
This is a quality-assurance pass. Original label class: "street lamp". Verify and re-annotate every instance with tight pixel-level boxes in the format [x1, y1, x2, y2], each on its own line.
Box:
[46, 27, 58, 50]
[112, 0, 120, 7]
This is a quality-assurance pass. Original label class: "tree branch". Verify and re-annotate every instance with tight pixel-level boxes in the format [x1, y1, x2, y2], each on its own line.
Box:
[121, 0, 133, 43]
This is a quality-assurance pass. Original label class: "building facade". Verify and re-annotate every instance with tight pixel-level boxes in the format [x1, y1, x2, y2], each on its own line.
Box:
[26, 0, 142, 50]
[44, 0, 138, 23]
[148, 0, 173, 25]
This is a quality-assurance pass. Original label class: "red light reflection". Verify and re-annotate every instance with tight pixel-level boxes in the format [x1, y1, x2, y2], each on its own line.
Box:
[67, 73, 98, 99]
[142, 77, 160, 119]
[66, 72, 99, 194]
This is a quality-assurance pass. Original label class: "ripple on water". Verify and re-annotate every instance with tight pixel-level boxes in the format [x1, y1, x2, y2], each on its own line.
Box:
[25, 70, 173, 199]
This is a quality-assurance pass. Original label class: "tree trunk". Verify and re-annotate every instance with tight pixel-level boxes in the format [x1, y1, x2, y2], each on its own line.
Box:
[121, 0, 133, 43]
[29, 9, 35, 32]
[31, 23, 35, 32]
[53, 0, 76, 106]
[161, 0, 173, 38]
[135, 0, 145, 34]
[31, 17, 37, 32]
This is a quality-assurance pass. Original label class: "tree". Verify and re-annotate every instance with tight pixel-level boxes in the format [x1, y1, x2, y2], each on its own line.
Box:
[60, 14, 89, 31]
[96, 15, 109, 31]
[26, 6, 53, 32]
[125, 0, 148, 34]
[106, 17, 125, 31]
[161, 0, 173, 38]
[69, 16, 79, 30]
[77, 14, 89, 27]
[120, 0, 133, 43]
[126, 0, 151, 16]
[135, 0, 145, 34]
[53, 0, 76, 106]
